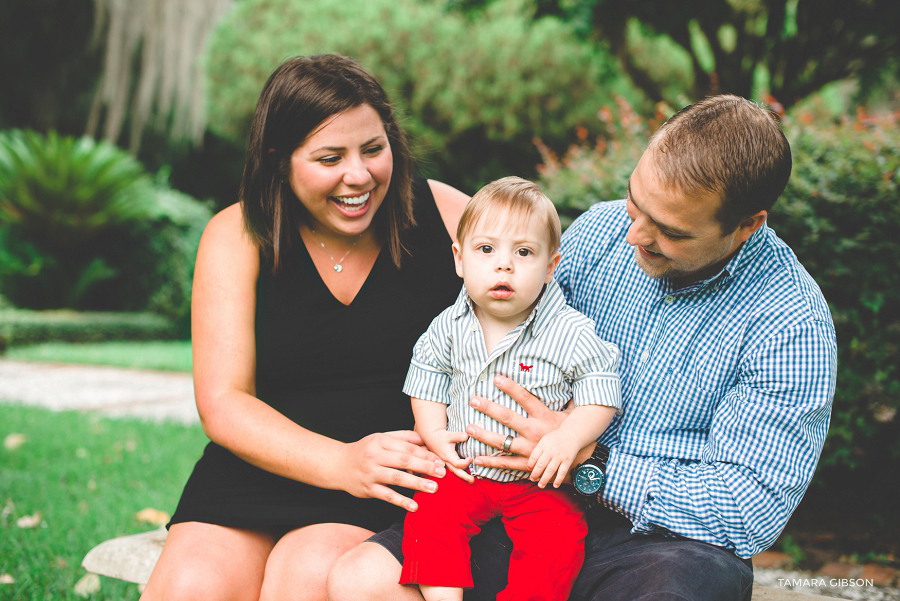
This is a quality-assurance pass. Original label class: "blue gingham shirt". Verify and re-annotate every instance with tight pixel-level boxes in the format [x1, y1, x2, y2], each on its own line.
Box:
[403, 279, 622, 482]
[556, 200, 836, 558]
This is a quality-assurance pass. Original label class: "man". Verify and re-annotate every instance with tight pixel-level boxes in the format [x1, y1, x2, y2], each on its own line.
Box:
[328, 95, 836, 601]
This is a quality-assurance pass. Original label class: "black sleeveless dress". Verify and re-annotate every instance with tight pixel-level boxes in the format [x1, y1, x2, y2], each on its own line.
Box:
[169, 178, 461, 534]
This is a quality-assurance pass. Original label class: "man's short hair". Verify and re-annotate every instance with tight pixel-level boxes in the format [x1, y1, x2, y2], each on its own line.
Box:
[649, 94, 792, 232]
[457, 176, 561, 251]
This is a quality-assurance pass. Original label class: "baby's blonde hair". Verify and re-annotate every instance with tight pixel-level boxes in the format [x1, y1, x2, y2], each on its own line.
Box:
[457, 176, 561, 251]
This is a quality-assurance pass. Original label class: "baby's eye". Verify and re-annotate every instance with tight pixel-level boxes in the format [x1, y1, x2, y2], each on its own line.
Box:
[516, 248, 533, 257]
[477, 245, 493, 254]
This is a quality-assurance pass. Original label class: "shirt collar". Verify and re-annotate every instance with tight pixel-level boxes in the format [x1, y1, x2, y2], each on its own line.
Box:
[722, 223, 766, 279]
[450, 279, 569, 337]
[665, 223, 768, 294]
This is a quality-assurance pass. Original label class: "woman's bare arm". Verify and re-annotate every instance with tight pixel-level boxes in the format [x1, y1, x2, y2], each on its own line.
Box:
[190, 204, 444, 511]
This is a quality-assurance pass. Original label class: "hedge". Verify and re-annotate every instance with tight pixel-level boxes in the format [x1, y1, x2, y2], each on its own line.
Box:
[0, 309, 178, 350]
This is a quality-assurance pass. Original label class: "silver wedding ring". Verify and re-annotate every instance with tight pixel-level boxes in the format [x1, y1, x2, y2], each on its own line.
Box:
[502, 434, 515, 453]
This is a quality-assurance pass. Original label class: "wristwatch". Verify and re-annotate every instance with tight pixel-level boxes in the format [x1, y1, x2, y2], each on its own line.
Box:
[571, 444, 609, 505]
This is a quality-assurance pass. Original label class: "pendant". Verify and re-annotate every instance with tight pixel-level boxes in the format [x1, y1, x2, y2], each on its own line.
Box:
[333, 264, 342, 273]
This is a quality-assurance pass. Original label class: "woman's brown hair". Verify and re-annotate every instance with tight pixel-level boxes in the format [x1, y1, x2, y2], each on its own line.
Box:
[240, 54, 415, 270]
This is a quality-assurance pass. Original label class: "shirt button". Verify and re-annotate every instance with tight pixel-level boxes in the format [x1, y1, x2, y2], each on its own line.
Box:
[640, 350, 650, 362]
[470, 323, 478, 331]
[664, 295, 674, 304]
[478, 372, 486, 382]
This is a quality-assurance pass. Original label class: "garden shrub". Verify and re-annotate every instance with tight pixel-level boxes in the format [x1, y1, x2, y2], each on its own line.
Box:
[772, 111, 900, 481]
[0, 309, 177, 349]
[204, 0, 639, 191]
[0, 130, 212, 330]
[536, 105, 900, 499]
[536, 97, 653, 228]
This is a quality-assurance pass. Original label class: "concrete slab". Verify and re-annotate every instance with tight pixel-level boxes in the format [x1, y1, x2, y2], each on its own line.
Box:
[0, 359, 197, 423]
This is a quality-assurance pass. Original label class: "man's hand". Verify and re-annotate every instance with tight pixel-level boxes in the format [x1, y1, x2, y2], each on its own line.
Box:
[465, 375, 571, 472]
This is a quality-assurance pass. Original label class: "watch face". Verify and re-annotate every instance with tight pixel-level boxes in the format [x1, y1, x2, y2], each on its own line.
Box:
[574, 464, 604, 495]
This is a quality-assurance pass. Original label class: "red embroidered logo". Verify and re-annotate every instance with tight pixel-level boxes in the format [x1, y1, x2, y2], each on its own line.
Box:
[518, 363, 533, 372]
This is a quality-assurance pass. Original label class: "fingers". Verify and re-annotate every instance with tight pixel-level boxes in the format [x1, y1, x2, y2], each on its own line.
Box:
[370, 482, 423, 512]
[384, 429, 426, 446]
[492, 375, 553, 418]
[536, 456, 563, 489]
[472, 453, 530, 472]
[553, 459, 572, 488]
[444, 430, 469, 444]
[345, 433, 449, 508]
[376, 433, 445, 477]
[446, 463, 474, 483]
[466, 424, 535, 458]
[528, 447, 554, 488]
[468, 395, 529, 436]
[433, 442, 471, 471]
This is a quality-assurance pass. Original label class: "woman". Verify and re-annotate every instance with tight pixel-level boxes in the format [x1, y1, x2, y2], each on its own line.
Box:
[141, 54, 468, 601]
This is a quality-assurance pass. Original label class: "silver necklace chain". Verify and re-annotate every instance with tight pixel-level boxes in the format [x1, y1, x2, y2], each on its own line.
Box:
[308, 227, 361, 273]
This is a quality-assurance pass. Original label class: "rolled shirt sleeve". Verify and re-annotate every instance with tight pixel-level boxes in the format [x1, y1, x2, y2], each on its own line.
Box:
[570, 329, 622, 413]
[403, 312, 454, 405]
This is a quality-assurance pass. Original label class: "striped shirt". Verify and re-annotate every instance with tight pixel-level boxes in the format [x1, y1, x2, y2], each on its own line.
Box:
[403, 279, 622, 482]
[555, 199, 837, 558]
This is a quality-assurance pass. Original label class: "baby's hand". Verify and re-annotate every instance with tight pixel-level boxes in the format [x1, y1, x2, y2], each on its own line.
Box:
[526, 429, 581, 489]
[421, 429, 474, 483]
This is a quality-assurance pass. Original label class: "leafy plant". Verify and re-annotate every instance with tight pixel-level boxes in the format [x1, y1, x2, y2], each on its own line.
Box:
[0, 130, 151, 242]
[536, 96, 653, 227]
[0, 130, 212, 327]
[204, 0, 639, 190]
[772, 110, 900, 478]
[0, 129, 153, 308]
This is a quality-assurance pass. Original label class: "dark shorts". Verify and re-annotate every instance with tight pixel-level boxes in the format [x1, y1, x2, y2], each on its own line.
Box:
[368, 508, 753, 601]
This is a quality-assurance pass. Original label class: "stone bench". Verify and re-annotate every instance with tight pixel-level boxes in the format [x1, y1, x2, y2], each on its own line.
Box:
[82, 530, 836, 600]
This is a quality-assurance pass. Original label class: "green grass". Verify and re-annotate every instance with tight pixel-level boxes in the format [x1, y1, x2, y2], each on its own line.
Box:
[5, 341, 192, 372]
[0, 405, 208, 600]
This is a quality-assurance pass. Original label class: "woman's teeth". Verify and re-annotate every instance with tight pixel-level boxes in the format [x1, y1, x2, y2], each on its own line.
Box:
[333, 192, 370, 206]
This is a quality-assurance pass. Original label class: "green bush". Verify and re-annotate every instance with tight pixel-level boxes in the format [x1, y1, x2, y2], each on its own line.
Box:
[0, 309, 177, 349]
[536, 96, 652, 228]
[536, 106, 900, 493]
[771, 111, 900, 476]
[0, 130, 212, 328]
[0, 129, 151, 308]
[84, 178, 213, 330]
[205, 0, 639, 190]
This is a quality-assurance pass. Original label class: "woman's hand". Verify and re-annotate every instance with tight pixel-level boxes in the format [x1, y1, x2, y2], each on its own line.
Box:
[339, 430, 447, 512]
[466, 375, 571, 472]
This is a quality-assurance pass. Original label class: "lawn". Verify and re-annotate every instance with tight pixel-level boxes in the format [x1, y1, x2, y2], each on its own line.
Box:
[5, 341, 192, 373]
[0, 404, 207, 600]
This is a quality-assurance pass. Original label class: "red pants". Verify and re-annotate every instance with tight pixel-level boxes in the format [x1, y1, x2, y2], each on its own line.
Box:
[400, 471, 587, 601]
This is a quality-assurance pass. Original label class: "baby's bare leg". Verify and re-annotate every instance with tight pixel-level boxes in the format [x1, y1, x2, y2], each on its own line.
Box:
[420, 585, 463, 601]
